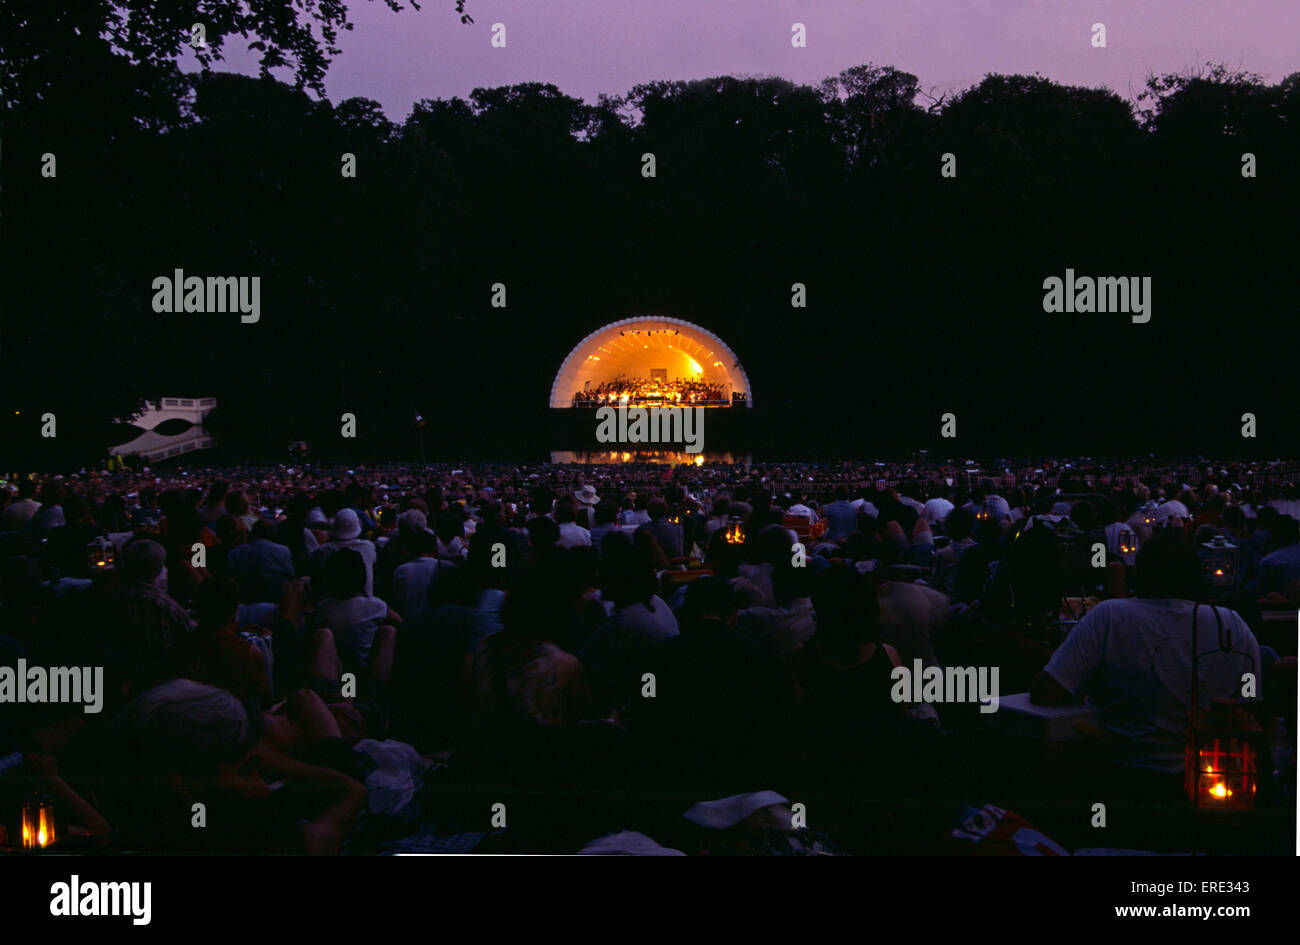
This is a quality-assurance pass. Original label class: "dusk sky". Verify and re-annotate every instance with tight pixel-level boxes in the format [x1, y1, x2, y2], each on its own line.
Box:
[186, 0, 1300, 118]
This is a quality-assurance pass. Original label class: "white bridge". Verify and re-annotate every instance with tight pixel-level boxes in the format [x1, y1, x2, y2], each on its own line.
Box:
[108, 397, 218, 462]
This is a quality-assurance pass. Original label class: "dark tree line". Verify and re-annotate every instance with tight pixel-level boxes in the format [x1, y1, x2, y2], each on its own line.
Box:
[3, 4, 1298, 464]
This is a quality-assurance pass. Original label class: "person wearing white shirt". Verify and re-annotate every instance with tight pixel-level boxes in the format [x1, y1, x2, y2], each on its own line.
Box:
[1031, 533, 1261, 775]
[1156, 498, 1190, 526]
[737, 565, 815, 655]
[849, 496, 880, 519]
[923, 496, 955, 525]
[786, 501, 818, 524]
[555, 497, 593, 548]
[2, 481, 41, 529]
[557, 520, 592, 548]
[391, 532, 449, 618]
[897, 485, 926, 517]
[1268, 490, 1300, 521]
[315, 547, 393, 670]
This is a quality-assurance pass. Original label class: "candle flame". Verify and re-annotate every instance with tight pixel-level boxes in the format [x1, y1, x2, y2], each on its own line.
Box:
[1210, 783, 1230, 798]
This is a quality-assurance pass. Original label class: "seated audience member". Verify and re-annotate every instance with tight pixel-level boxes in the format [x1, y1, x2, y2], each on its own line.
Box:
[581, 532, 679, 709]
[1252, 515, 1300, 597]
[737, 563, 816, 656]
[110, 538, 195, 695]
[197, 481, 229, 525]
[589, 500, 620, 550]
[555, 496, 593, 549]
[41, 492, 109, 578]
[622, 494, 652, 527]
[106, 679, 367, 853]
[310, 508, 378, 597]
[179, 576, 272, 704]
[923, 487, 955, 527]
[798, 567, 905, 794]
[704, 497, 732, 541]
[226, 520, 296, 603]
[638, 498, 683, 559]
[314, 549, 396, 671]
[875, 576, 949, 668]
[1031, 532, 1262, 796]
[801, 567, 903, 716]
[932, 507, 976, 596]
[391, 529, 448, 619]
[901, 518, 937, 569]
[630, 576, 797, 797]
[2, 478, 41, 530]
[434, 509, 469, 561]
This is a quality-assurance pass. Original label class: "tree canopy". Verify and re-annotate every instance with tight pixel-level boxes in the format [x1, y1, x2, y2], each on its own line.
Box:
[3, 38, 1296, 463]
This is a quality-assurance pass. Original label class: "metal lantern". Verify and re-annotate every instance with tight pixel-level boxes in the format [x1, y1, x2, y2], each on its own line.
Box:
[1108, 525, 1139, 568]
[87, 537, 116, 571]
[1200, 536, 1239, 590]
[1184, 603, 1261, 810]
[974, 501, 994, 523]
[724, 516, 745, 544]
[1115, 527, 1138, 557]
[1138, 501, 1158, 528]
[21, 795, 56, 850]
[1185, 699, 1262, 810]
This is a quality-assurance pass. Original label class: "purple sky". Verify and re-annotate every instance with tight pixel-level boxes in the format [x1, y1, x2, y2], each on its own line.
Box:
[189, 0, 1300, 119]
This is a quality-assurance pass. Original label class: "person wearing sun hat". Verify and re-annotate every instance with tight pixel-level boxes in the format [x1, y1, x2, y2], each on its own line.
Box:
[574, 485, 599, 529]
[309, 507, 378, 597]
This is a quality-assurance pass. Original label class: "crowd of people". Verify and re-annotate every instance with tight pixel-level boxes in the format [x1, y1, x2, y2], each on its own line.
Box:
[570, 376, 730, 407]
[0, 457, 1296, 854]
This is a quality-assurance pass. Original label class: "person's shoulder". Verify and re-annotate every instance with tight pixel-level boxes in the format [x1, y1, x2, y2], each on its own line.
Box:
[1075, 597, 1125, 628]
[641, 594, 672, 616]
[1217, 603, 1260, 640]
[1092, 596, 1144, 613]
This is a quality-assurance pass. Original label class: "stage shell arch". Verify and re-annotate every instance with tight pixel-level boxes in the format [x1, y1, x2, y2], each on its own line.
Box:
[549, 317, 752, 409]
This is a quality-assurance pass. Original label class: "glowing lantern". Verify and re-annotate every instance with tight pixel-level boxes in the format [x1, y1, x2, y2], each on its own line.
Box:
[1200, 536, 1238, 590]
[1185, 699, 1261, 810]
[974, 502, 993, 523]
[87, 537, 115, 571]
[21, 795, 57, 850]
[1138, 501, 1158, 528]
[724, 516, 745, 544]
[1115, 527, 1137, 556]
[1184, 601, 1261, 810]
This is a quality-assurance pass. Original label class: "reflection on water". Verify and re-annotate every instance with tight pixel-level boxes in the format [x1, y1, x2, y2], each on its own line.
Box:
[550, 449, 749, 466]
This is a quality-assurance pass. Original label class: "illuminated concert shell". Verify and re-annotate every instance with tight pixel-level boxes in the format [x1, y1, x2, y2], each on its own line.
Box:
[550, 317, 752, 408]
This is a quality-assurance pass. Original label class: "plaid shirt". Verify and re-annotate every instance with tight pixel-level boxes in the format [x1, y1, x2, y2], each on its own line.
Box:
[113, 582, 194, 688]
